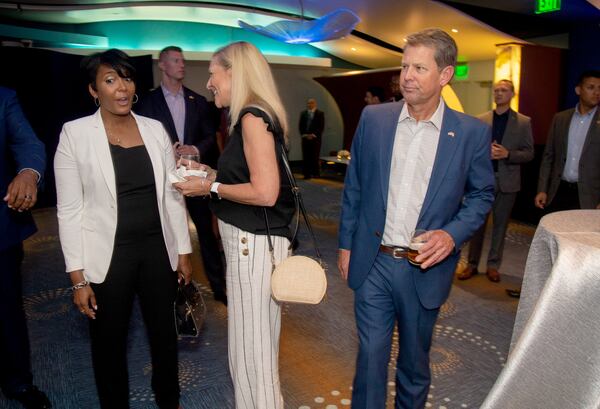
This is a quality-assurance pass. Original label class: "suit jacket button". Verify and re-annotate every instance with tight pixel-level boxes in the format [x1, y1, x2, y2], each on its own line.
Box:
[242, 249, 249, 256]
[241, 237, 247, 244]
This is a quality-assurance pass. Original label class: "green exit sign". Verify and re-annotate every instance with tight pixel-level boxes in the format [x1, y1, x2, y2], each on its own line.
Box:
[455, 64, 469, 80]
[536, 0, 561, 14]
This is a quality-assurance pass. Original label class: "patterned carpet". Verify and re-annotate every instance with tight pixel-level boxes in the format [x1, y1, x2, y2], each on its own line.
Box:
[0, 178, 534, 409]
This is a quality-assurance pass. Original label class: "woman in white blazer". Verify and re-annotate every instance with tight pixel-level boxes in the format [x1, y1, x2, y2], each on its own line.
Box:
[54, 49, 191, 409]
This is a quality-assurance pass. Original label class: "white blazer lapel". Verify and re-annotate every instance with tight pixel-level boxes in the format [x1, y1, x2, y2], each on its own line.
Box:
[91, 110, 117, 201]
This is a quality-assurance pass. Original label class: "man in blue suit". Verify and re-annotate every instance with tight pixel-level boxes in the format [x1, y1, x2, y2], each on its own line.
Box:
[338, 29, 494, 409]
[0, 87, 51, 408]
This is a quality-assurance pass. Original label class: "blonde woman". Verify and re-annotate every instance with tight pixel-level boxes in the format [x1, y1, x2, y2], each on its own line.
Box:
[174, 41, 294, 409]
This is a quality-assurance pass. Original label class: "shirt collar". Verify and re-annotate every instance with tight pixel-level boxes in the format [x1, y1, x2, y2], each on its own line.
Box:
[574, 104, 597, 118]
[161, 83, 184, 98]
[399, 97, 445, 130]
[493, 109, 510, 118]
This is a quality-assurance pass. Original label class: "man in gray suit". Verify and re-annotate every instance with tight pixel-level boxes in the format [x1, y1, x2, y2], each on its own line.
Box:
[535, 70, 600, 212]
[457, 79, 533, 282]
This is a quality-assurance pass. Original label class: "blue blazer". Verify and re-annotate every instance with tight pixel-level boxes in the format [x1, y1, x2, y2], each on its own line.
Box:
[0, 87, 46, 251]
[339, 101, 494, 309]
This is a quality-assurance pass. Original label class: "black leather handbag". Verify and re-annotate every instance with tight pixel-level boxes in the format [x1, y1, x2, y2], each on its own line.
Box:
[174, 280, 206, 337]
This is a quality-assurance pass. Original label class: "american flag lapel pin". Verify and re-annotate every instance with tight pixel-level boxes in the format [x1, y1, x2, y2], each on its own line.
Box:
[448, 131, 455, 138]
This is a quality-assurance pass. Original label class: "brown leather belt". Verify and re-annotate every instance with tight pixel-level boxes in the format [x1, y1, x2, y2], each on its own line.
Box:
[379, 244, 409, 259]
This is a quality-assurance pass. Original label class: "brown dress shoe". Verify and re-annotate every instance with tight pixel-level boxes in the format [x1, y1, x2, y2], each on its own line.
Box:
[486, 267, 501, 282]
[456, 265, 477, 280]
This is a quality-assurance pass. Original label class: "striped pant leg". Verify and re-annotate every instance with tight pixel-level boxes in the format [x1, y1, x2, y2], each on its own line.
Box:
[218, 220, 289, 409]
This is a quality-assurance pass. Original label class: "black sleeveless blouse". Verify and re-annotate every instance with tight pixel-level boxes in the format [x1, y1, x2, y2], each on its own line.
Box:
[210, 107, 294, 239]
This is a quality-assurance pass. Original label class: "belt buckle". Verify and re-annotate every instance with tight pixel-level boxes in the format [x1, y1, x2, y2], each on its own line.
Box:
[392, 247, 405, 259]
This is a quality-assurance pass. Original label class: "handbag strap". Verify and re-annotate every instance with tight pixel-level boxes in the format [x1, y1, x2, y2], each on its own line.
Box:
[262, 142, 322, 264]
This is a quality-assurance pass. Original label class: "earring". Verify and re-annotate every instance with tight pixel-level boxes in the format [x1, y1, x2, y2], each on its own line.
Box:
[94, 97, 100, 107]
[132, 94, 139, 104]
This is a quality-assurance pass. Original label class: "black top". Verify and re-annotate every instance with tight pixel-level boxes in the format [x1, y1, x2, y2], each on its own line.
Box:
[109, 144, 162, 245]
[492, 110, 510, 172]
[210, 107, 295, 239]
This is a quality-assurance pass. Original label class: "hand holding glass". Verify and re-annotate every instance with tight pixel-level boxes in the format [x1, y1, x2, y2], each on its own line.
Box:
[408, 229, 430, 266]
[178, 154, 206, 178]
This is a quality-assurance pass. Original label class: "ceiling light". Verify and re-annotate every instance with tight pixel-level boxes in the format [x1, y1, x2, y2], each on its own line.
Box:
[238, 8, 360, 44]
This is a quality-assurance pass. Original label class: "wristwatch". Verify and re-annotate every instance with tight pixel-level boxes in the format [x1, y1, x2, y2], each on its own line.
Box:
[210, 182, 221, 200]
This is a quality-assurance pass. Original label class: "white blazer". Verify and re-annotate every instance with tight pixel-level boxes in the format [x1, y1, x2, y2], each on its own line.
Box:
[54, 109, 192, 283]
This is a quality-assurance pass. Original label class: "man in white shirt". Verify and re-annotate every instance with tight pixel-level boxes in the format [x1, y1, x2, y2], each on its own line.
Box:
[338, 29, 494, 408]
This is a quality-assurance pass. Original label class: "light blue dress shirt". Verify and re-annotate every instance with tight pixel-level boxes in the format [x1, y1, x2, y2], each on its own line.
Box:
[563, 105, 597, 182]
[161, 84, 185, 144]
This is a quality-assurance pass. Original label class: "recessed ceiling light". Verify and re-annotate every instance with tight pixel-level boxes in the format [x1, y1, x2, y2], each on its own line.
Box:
[451, 28, 459, 33]
[351, 47, 357, 51]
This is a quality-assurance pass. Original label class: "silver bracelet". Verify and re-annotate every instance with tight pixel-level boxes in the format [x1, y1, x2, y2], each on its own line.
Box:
[71, 280, 89, 291]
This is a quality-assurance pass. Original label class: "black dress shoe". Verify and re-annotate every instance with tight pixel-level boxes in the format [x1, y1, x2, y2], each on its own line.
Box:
[506, 288, 521, 298]
[14, 385, 52, 409]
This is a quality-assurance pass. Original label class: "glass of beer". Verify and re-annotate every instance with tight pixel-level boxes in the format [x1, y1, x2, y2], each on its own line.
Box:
[408, 229, 430, 266]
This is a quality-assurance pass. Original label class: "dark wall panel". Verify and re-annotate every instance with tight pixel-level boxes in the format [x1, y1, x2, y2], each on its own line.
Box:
[315, 70, 399, 149]
[514, 44, 566, 224]
[0, 47, 153, 207]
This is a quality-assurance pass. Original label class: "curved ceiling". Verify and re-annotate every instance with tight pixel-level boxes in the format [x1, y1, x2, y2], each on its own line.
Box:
[0, 0, 526, 67]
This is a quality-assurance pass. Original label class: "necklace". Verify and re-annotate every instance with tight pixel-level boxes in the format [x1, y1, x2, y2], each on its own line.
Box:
[105, 124, 121, 145]
[104, 114, 134, 145]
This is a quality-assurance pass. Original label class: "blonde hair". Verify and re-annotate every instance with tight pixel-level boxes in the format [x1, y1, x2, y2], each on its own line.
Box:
[212, 41, 289, 143]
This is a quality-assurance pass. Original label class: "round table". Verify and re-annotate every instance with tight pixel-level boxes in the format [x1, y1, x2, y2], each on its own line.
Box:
[481, 210, 600, 409]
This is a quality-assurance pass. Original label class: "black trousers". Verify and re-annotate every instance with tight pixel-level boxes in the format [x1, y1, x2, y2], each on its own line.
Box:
[89, 234, 179, 409]
[301, 137, 321, 178]
[186, 197, 226, 297]
[0, 244, 33, 398]
[547, 180, 581, 212]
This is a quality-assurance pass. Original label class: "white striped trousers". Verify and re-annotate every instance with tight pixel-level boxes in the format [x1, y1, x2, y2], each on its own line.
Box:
[218, 219, 290, 409]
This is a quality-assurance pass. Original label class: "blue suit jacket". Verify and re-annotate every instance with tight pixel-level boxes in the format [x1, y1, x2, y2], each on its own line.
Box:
[339, 101, 494, 309]
[0, 87, 46, 251]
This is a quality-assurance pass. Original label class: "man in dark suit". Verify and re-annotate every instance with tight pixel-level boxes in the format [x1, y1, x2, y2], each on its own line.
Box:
[298, 98, 324, 179]
[535, 70, 600, 212]
[363, 85, 385, 105]
[0, 87, 51, 408]
[136, 46, 226, 304]
[338, 29, 494, 408]
[457, 79, 534, 283]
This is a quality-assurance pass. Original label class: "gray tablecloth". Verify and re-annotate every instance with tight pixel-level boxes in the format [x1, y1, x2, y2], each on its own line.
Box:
[481, 210, 600, 409]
